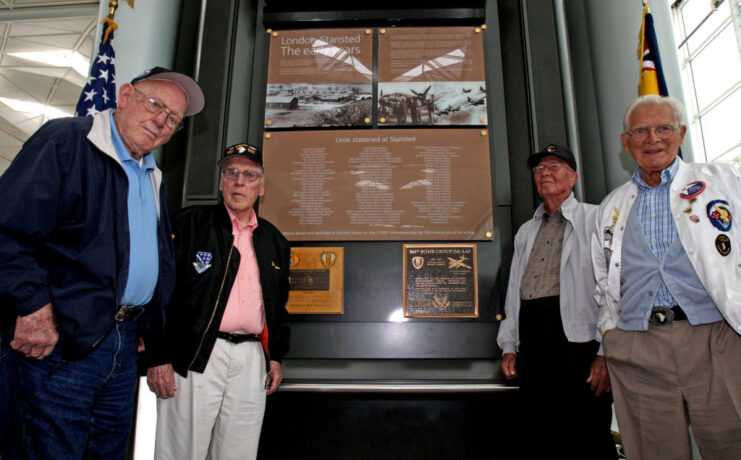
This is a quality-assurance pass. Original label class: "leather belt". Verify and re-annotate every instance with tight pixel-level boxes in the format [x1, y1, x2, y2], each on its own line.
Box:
[216, 331, 261, 344]
[114, 305, 144, 322]
[649, 306, 687, 325]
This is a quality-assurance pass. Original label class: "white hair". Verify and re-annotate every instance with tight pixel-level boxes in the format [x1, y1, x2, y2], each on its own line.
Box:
[622, 95, 687, 132]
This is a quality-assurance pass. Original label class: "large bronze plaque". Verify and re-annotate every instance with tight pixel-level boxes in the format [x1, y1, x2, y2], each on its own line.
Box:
[260, 129, 493, 241]
[287, 247, 344, 314]
[403, 244, 478, 318]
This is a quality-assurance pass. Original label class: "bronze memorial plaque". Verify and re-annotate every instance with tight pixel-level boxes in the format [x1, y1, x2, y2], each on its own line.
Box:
[260, 129, 493, 241]
[286, 247, 344, 314]
[403, 244, 478, 318]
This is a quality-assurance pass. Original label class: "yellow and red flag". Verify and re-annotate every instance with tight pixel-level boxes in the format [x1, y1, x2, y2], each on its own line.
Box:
[637, 3, 668, 96]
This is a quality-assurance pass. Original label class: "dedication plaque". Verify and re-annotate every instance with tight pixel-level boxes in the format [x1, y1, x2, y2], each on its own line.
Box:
[266, 28, 373, 128]
[260, 129, 494, 241]
[378, 27, 487, 126]
[403, 244, 478, 318]
[286, 247, 344, 314]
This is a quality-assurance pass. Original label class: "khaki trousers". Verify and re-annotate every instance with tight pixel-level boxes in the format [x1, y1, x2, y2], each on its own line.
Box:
[603, 320, 741, 460]
[154, 340, 267, 460]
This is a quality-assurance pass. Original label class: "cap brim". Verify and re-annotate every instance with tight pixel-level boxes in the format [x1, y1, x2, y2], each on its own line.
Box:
[146, 72, 204, 116]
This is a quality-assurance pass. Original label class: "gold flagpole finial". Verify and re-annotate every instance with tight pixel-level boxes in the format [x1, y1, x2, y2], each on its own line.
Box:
[107, 0, 119, 19]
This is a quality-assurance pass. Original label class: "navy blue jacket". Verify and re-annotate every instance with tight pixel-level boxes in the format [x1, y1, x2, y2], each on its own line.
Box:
[0, 110, 175, 362]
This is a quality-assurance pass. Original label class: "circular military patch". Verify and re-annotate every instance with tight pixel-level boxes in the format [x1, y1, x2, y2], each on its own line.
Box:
[707, 200, 732, 232]
[715, 234, 731, 256]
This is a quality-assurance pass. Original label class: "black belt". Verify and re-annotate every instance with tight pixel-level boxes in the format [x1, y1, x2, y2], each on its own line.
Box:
[649, 306, 687, 325]
[114, 305, 144, 322]
[216, 331, 261, 344]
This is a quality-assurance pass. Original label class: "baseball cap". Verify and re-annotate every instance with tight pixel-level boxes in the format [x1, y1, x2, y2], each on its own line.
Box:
[218, 143, 263, 167]
[130, 66, 204, 116]
[527, 144, 577, 171]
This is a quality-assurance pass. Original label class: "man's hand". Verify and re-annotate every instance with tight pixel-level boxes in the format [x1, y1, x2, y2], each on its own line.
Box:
[147, 364, 177, 398]
[11, 303, 58, 359]
[501, 353, 518, 380]
[587, 355, 610, 396]
[266, 360, 283, 395]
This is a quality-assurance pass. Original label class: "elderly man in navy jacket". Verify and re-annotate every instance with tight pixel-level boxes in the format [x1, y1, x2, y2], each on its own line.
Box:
[0, 67, 203, 459]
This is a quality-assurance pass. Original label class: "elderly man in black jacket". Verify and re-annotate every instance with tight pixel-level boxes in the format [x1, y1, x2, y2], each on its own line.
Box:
[146, 143, 290, 460]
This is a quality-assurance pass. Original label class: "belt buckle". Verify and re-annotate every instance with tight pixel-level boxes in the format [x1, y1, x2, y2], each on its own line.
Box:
[650, 306, 675, 326]
[115, 305, 141, 322]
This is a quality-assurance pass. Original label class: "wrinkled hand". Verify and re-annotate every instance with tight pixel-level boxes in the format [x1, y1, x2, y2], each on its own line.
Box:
[501, 353, 518, 380]
[266, 360, 283, 395]
[147, 364, 177, 399]
[11, 303, 59, 359]
[587, 355, 610, 396]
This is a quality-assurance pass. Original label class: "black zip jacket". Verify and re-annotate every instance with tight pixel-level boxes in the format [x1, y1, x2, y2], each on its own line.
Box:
[149, 203, 290, 375]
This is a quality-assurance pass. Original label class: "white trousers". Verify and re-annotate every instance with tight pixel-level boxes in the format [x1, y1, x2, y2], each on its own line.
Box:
[154, 339, 267, 460]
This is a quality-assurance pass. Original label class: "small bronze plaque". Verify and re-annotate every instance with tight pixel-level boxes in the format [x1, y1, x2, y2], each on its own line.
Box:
[287, 247, 344, 314]
[290, 269, 330, 291]
[403, 244, 478, 318]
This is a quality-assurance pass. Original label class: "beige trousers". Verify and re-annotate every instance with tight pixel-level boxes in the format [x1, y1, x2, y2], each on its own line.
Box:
[154, 340, 267, 460]
[604, 320, 741, 460]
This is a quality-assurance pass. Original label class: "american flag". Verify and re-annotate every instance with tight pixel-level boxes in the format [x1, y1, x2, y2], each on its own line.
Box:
[75, 24, 117, 117]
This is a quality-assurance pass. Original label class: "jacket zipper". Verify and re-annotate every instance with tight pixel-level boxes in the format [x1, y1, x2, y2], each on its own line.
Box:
[186, 244, 234, 370]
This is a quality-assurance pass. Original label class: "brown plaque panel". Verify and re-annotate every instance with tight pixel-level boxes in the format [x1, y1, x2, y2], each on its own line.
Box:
[403, 244, 478, 318]
[266, 28, 373, 128]
[287, 247, 344, 314]
[378, 27, 487, 126]
[260, 129, 494, 241]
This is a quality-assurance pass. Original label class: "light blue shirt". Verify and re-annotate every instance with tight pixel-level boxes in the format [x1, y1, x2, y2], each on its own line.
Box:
[109, 111, 159, 306]
[630, 157, 679, 307]
[618, 157, 721, 330]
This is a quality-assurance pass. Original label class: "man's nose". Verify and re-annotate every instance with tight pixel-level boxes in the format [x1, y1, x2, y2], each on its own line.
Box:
[152, 111, 168, 127]
[646, 127, 662, 142]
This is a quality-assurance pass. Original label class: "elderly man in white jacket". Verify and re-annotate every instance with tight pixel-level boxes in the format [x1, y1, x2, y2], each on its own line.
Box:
[498, 144, 616, 459]
[592, 95, 741, 460]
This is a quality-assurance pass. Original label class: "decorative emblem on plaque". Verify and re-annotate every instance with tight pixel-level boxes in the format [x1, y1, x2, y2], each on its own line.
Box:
[432, 293, 451, 311]
[321, 252, 336, 268]
[289, 251, 300, 268]
[412, 256, 424, 269]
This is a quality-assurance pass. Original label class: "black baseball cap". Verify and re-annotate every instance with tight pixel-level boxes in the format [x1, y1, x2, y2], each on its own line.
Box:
[218, 143, 263, 167]
[527, 144, 577, 171]
[130, 66, 204, 116]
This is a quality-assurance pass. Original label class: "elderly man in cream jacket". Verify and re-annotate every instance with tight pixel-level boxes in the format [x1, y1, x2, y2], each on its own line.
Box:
[592, 95, 741, 460]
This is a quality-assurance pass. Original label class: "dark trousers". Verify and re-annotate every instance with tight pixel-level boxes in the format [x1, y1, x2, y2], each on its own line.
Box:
[15, 321, 139, 460]
[516, 296, 616, 460]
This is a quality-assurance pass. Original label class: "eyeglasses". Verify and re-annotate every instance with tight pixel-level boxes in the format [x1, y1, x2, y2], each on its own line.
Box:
[221, 167, 263, 182]
[532, 162, 572, 175]
[132, 87, 183, 131]
[626, 124, 677, 142]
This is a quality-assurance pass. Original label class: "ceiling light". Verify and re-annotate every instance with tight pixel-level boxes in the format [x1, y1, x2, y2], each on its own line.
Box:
[9, 50, 90, 77]
[0, 98, 72, 120]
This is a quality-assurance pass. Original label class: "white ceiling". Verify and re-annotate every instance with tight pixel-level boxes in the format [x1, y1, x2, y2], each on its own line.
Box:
[0, 0, 98, 174]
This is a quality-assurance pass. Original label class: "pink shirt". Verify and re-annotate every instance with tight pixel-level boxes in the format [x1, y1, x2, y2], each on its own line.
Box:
[219, 204, 264, 334]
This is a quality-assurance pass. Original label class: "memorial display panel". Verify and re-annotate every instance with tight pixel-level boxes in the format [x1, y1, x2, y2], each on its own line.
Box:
[378, 27, 487, 126]
[287, 247, 344, 314]
[265, 28, 373, 128]
[259, 129, 494, 241]
[403, 244, 478, 318]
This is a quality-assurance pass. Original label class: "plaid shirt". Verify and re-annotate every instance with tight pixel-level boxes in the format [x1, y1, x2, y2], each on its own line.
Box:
[630, 157, 680, 307]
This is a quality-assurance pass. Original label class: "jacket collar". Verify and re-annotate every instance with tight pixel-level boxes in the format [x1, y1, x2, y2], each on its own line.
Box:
[533, 192, 577, 221]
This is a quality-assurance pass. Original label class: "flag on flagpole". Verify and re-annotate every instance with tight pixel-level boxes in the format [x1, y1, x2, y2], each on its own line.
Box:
[637, 3, 668, 96]
[75, 19, 117, 117]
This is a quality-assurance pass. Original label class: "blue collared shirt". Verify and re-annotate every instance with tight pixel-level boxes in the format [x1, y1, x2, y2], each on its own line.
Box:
[109, 111, 159, 306]
[630, 158, 680, 307]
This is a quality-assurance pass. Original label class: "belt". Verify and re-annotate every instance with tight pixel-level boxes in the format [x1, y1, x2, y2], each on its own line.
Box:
[216, 331, 261, 344]
[649, 306, 687, 325]
[114, 304, 144, 322]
